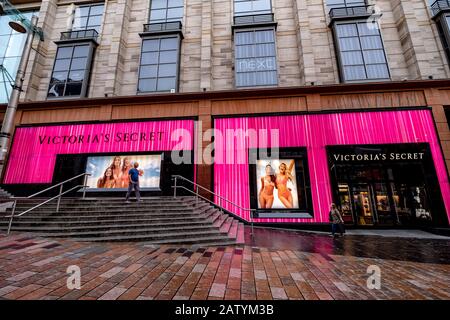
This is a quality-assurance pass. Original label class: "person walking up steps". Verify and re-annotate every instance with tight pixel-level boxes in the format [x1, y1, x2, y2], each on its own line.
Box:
[125, 162, 143, 203]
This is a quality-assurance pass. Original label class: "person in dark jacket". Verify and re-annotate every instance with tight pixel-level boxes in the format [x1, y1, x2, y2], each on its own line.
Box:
[125, 162, 143, 203]
[329, 203, 345, 238]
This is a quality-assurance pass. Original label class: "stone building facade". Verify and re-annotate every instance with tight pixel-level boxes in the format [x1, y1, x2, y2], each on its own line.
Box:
[5, 0, 450, 101]
[1, 0, 450, 227]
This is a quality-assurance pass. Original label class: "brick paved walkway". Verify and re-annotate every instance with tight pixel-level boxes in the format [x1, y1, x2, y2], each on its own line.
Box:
[0, 230, 449, 300]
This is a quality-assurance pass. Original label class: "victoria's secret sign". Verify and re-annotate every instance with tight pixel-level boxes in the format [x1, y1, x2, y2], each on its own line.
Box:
[38, 131, 165, 145]
[332, 152, 425, 162]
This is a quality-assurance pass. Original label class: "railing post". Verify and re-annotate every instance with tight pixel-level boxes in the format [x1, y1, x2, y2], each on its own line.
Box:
[7, 200, 17, 235]
[82, 174, 88, 199]
[250, 210, 254, 239]
[173, 176, 177, 198]
[196, 185, 199, 205]
[56, 183, 63, 212]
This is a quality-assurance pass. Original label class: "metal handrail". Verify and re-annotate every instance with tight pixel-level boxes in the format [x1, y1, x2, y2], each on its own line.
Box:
[6, 172, 91, 235]
[172, 175, 255, 237]
[26, 172, 90, 199]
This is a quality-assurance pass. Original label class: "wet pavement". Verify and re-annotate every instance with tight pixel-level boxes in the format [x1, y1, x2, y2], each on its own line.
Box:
[245, 227, 450, 265]
[0, 228, 449, 300]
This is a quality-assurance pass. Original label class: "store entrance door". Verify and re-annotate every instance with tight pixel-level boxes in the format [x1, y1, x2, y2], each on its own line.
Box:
[352, 184, 375, 226]
[328, 144, 447, 228]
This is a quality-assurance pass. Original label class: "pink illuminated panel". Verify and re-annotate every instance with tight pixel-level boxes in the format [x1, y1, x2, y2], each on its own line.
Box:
[4, 119, 194, 184]
[214, 110, 450, 224]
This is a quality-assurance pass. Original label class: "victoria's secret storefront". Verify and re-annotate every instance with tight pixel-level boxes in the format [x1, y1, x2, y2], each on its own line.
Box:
[328, 144, 447, 227]
[213, 108, 450, 228]
[2, 119, 195, 196]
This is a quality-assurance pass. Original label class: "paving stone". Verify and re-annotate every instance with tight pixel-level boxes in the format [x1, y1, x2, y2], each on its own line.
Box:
[0, 231, 447, 300]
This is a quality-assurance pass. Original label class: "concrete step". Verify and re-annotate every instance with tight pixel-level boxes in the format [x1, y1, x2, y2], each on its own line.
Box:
[236, 223, 245, 244]
[7, 207, 207, 215]
[0, 218, 211, 231]
[24, 225, 225, 238]
[1, 211, 209, 220]
[70, 233, 233, 243]
[1, 220, 216, 232]
[219, 217, 235, 234]
[1, 196, 245, 245]
[227, 219, 239, 239]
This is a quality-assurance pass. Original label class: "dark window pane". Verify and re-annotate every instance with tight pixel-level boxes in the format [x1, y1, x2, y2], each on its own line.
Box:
[336, 24, 358, 37]
[54, 59, 71, 72]
[160, 37, 178, 50]
[138, 78, 157, 92]
[68, 70, 85, 81]
[150, 9, 167, 21]
[73, 17, 88, 30]
[157, 77, 176, 91]
[89, 5, 104, 16]
[255, 30, 274, 43]
[141, 51, 159, 64]
[255, 71, 277, 86]
[339, 37, 360, 50]
[56, 47, 73, 59]
[140, 65, 158, 78]
[151, 0, 167, 9]
[360, 36, 383, 49]
[48, 82, 65, 97]
[167, 7, 183, 20]
[236, 45, 254, 58]
[341, 51, 364, 65]
[236, 72, 255, 87]
[234, 2, 251, 14]
[76, 7, 90, 18]
[70, 57, 88, 70]
[51, 71, 68, 82]
[366, 64, 389, 79]
[65, 82, 83, 96]
[159, 50, 178, 63]
[73, 45, 89, 58]
[87, 15, 102, 28]
[343, 65, 366, 80]
[363, 49, 386, 64]
[235, 32, 254, 45]
[255, 43, 276, 57]
[168, 0, 183, 7]
[357, 22, 380, 36]
[158, 63, 177, 77]
[143, 39, 160, 52]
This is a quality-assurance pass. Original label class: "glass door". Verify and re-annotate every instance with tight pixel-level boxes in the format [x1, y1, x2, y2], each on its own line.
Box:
[352, 184, 374, 226]
[338, 183, 354, 224]
[373, 183, 395, 226]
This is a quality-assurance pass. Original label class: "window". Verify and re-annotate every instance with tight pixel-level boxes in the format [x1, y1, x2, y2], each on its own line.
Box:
[0, 12, 34, 103]
[149, 0, 184, 23]
[327, 0, 366, 10]
[234, 0, 272, 16]
[234, 28, 278, 87]
[47, 44, 93, 98]
[138, 36, 180, 92]
[436, 16, 450, 63]
[333, 22, 390, 82]
[73, 3, 104, 33]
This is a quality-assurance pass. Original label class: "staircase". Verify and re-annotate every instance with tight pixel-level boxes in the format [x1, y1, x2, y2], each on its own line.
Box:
[0, 187, 12, 198]
[0, 197, 245, 246]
